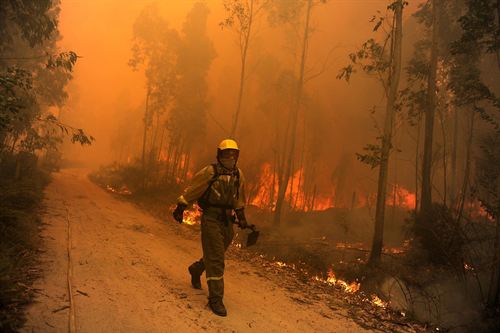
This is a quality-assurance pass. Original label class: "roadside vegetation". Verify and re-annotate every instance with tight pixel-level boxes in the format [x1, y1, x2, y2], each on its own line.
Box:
[0, 1, 92, 331]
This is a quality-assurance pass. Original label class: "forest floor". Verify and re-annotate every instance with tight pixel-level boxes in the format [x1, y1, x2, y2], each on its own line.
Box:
[21, 168, 429, 332]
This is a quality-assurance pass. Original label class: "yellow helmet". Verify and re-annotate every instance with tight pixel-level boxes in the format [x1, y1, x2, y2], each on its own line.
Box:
[218, 139, 239, 151]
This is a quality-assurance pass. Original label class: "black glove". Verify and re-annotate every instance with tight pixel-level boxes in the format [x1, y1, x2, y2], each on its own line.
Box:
[173, 203, 187, 223]
[235, 208, 248, 229]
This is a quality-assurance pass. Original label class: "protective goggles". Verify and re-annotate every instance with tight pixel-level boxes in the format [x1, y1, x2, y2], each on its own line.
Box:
[218, 149, 239, 159]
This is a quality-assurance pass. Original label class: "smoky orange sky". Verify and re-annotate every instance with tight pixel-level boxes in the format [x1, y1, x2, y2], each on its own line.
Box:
[57, 0, 425, 202]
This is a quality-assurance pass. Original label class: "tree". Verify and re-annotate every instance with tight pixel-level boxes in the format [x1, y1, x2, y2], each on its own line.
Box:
[338, 1, 405, 264]
[0, 0, 92, 171]
[220, 0, 265, 137]
[129, 3, 179, 187]
[450, 0, 500, 311]
[271, 0, 313, 226]
[165, 2, 216, 184]
[420, 0, 441, 218]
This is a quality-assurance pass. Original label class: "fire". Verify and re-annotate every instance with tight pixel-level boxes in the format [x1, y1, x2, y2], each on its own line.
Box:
[249, 163, 334, 211]
[336, 242, 406, 255]
[384, 247, 405, 254]
[182, 205, 202, 225]
[386, 185, 416, 210]
[466, 201, 495, 222]
[249, 164, 418, 212]
[313, 268, 360, 293]
[313, 270, 389, 308]
[169, 204, 201, 225]
[371, 295, 387, 308]
[250, 163, 277, 209]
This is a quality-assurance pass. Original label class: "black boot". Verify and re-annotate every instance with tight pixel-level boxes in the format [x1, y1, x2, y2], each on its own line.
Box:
[188, 264, 202, 289]
[208, 299, 227, 317]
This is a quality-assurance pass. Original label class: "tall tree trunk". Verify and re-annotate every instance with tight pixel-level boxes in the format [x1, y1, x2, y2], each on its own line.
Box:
[487, 213, 500, 308]
[438, 106, 448, 206]
[230, 0, 254, 137]
[141, 89, 151, 189]
[450, 108, 459, 208]
[496, 0, 500, 68]
[457, 110, 475, 225]
[415, 115, 422, 211]
[274, 0, 312, 226]
[420, 0, 440, 216]
[368, 0, 404, 265]
[270, 151, 277, 210]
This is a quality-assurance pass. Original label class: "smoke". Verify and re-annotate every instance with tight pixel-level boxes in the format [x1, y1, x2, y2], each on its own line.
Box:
[58, 1, 425, 198]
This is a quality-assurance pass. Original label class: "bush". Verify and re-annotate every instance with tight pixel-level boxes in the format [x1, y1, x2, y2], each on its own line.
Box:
[0, 153, 49, 332]
[411, 203, 464, 267]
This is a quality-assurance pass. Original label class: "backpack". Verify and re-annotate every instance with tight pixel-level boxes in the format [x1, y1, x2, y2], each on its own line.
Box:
[198, 163, 240, 209]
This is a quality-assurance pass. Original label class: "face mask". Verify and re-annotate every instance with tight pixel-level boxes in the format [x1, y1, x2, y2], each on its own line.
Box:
[219, 157, 236, 169]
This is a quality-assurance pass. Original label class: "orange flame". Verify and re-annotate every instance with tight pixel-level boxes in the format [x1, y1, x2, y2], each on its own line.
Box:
[169, 204, 201, 225]
[386, 185, 416, 210]
[182, 205, 202, 225]
[313, 268, 360, 293]
[371, 295, 387, 308]
[249, 163, 334, 211]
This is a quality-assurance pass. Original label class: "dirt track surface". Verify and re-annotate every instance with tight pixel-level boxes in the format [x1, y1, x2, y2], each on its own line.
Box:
[22, 169, 369, 332]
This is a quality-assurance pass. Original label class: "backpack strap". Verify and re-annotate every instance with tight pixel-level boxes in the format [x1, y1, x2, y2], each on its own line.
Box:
[198, 164, 218, 209]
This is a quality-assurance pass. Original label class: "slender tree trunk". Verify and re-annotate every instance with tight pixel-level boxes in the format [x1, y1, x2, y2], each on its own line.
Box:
[294, 119, 307, 210]
[415, 115, 422, 211]
[274, 0, 312, 226]
[457, 110, 475, 225]
[270, 151, 277, 210]
[164, 140, 174, 184]
[451, 108, 459, 208]
[438, 106, 448, 206]
[230, 0, 254, 137]
[420, 0, 440, 216]
[368, 0, 404, 265]
[182, 149, 190, 182]
[496, 0, 500, 68]
[288, 159, 295, 205]
[141, 89, 151, 189]
[310, 184, 317, 211]
[487, 213, 500, 309]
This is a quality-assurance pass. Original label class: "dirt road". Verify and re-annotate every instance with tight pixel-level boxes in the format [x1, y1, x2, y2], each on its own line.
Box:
[22, 169, 369, 332]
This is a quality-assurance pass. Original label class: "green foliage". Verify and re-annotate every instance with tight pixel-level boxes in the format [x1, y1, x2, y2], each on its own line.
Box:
[0, 0, 56, 48]
[0, 67, 33, 131]
[0, 1, 92, 155]
[448, 0, 500, 132]
[337, 39, 390, 83]
[454, 0, 500, 56]
[356, 141, 382, 169]
[475, 132, 500, 220]
[46, 51, 79, 72]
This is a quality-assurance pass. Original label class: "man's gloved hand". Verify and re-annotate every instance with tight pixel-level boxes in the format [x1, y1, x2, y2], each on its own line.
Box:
[235, 208, 248, 229]
[173, 203, 187, 223]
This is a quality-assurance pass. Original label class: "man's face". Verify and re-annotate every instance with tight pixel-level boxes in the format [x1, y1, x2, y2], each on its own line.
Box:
[219, 149, 239, 169]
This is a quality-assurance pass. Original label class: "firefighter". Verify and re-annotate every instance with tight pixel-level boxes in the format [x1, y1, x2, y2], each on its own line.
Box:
[172, 139, 250, 317]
